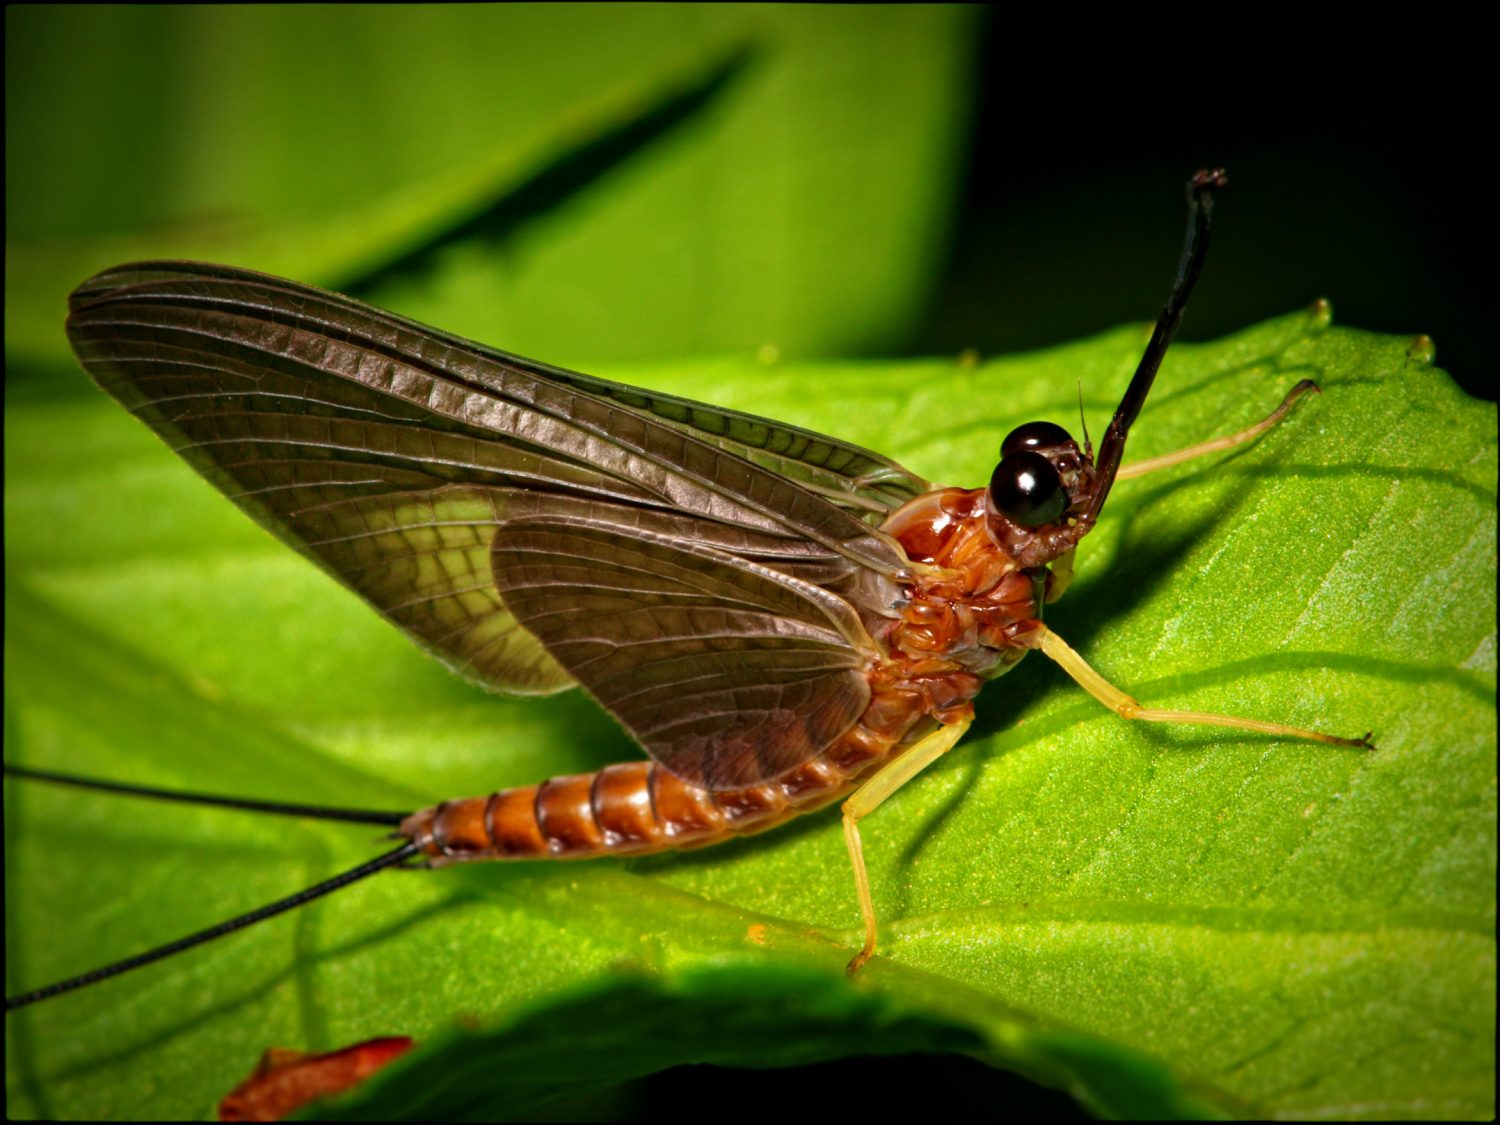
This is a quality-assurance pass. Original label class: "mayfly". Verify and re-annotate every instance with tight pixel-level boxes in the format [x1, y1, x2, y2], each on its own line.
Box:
[5, 169, 1371, 1011]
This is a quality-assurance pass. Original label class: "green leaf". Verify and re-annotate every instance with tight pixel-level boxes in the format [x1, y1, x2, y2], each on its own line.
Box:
[5, 6, 977, 365]
[316, 967, 1215, 1121]
[6, 307, 1494, 1120]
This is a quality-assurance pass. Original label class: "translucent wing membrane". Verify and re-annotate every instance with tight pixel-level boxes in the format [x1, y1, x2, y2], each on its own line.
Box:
[65, 262, 917, 768]
[491, 519, 875, 789]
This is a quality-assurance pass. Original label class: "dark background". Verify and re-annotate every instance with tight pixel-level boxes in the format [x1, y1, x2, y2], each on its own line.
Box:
[916, 23, 1493, 405]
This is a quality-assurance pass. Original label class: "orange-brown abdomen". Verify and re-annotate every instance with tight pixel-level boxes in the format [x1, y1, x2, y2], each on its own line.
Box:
[401, 724, 901, 864]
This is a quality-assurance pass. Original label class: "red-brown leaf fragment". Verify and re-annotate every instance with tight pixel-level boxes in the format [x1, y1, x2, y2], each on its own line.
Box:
[217, 1036, 414, 1121]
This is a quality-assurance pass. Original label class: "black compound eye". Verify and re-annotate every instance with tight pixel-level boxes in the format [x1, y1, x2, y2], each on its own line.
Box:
[1001, 420, 1073, 459]
[989, 450, 1067, 528]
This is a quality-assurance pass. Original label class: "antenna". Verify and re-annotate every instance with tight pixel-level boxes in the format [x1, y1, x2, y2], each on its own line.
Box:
[1079, 168, 1226, 529]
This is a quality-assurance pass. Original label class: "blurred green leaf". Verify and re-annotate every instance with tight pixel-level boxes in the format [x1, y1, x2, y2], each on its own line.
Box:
[317, 967, 1216, 1121]
[6, 6, 977, 365]
[6, 307, 1494, 1119]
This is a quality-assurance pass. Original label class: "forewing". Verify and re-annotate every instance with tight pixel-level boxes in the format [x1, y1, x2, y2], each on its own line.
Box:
[541, 371, 929, 518]
[491, 518, 876, 789]
[65, 261, 914, 700]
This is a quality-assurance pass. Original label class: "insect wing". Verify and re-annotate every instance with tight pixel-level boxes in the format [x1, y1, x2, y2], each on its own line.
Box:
[65, 261, 919, 766]
[492, 516, 877, 789]
[67, 262, 930, 527]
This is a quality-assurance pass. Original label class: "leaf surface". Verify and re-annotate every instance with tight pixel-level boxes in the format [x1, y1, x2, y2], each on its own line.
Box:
[6, 310, 1494, 1120]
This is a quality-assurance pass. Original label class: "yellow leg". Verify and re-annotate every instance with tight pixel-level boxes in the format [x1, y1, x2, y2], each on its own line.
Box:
[842, 717, 972, 974]
[1116, 380, 1318, 480]
[1037, 626, 1373, 748]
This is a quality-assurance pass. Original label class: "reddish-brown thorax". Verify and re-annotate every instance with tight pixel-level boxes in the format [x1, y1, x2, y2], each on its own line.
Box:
[879, 485, 1072, 680]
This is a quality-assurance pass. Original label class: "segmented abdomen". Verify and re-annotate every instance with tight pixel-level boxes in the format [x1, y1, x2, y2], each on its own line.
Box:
[401, 707, 917, 863]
